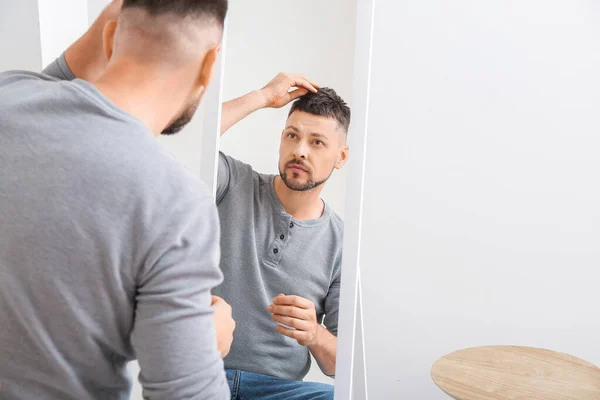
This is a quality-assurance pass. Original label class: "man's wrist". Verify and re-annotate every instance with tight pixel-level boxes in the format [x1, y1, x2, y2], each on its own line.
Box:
[309, 324, 327, 348]
[251, 89, 270, 110]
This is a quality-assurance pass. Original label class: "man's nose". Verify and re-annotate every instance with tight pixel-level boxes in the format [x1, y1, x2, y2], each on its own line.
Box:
[293, 143, 308, 159]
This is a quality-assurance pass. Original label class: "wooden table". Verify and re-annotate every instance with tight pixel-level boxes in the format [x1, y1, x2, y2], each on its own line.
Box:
[431, 345, 600, 400]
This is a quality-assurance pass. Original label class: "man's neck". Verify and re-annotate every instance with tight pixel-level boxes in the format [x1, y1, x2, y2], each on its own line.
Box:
[92, 61, 190, 136]
[273, 176, 325, 221]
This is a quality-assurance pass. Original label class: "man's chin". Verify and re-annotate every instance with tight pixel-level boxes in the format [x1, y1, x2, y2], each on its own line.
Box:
[282, 178, 315, 192]
[288, 182, 310, 191]
[161, 123, 187, 135]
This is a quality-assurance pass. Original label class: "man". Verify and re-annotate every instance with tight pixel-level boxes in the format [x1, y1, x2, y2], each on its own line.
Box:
[214, 74, 351, 399]
[0, 1, 234, 399]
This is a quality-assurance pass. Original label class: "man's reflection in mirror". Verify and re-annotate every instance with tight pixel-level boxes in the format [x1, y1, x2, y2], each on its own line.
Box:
[214, 73, 351, 399]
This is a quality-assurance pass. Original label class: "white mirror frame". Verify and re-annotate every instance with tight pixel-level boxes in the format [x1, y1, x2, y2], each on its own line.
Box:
[334, 0, 375, 398]
[199, 16, 228, 198]
[200, 1, 376, 398]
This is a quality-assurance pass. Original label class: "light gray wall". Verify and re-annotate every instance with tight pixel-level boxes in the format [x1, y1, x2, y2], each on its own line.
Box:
[0, 0, 42, 72]
[361, 1, 600, 398]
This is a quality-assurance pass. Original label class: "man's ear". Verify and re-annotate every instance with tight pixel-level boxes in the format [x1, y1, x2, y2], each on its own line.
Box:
[102, 19, 118, 61]
[197, 45, 220, 90]
[335, 145, 349, 169]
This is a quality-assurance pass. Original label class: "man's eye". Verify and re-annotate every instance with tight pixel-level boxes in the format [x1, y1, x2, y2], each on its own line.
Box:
[287, 133, 297, 139]
[314, 140, 323, 146]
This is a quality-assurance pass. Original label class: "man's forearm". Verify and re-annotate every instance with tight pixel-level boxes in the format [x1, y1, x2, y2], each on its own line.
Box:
[220, 90, 268, 135]
[308, 326, 337, 377]
[63, 35, 102, 81]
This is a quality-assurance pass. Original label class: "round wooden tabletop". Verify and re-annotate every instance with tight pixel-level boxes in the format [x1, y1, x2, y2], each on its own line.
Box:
[431, 345, 600, 400]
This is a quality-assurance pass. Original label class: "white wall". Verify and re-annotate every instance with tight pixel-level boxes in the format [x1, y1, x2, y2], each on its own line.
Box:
[220, 0, 357, 385]
[0, 0, 87, 72]
[0, 0, 42, 71]
[38, 0, 88, 67]
[220, 0, 356, 218]
[361, 1, 600, 398]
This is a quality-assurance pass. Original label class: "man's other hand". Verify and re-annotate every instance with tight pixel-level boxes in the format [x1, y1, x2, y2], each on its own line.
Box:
[267, 294, 324, 347]
[212, 295, 236, 358]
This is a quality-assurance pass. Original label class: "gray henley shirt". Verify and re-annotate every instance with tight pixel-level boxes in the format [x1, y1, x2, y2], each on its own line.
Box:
[213, 152, 343, 381]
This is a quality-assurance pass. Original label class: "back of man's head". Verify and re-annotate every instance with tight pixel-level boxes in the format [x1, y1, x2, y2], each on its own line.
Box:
[121, 0, 227, 26]
[112, 0, 228, 67]
[97, 0, 228, 135]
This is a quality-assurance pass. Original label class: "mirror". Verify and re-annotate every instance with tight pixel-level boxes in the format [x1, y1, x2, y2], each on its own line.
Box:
[211, 0, 363, 398]
[0, 0, 372, 398]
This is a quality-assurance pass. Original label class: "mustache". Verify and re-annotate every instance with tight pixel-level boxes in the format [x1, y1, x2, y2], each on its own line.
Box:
[285, 159, 311, 172]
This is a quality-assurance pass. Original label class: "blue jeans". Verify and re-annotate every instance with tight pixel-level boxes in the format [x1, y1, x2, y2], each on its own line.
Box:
[226, 369, 334, 400]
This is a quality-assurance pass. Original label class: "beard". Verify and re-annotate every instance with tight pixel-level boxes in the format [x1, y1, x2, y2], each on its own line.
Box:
[279, 159, 334, 192]
[161, 97, 201, 135]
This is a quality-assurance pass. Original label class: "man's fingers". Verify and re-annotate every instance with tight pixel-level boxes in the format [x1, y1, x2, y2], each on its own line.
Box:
[307, 78, 320, 90]
[292, 74, 320, 91]
[287, 88, 308, 102]
[268, 304, 310, 319]
[294, 78, 318, 93]
[275, 324, 308, 341]
[212, 296, 232, 313]
[272, 295, 313, 309]
[272, 314, 311, 331]
[283, 73, 318, 93]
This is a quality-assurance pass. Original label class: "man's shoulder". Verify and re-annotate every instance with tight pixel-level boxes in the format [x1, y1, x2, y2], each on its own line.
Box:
[0, 70, 59, 93]
[219, 151, 256, 176]
[0, 70, 211, 211]
[0, 70, 58, 82]
[326, 206, 344, 235]
[125, 137, 211, 202]
[219, 151, 273, 190]
[329, 208, 344, 227]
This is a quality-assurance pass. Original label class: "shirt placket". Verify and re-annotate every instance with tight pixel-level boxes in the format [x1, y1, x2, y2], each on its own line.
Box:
[267, 214, 293, 266]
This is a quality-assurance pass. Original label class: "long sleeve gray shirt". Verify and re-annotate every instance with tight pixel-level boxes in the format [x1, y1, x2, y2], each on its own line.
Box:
[0, 61, 228, 399]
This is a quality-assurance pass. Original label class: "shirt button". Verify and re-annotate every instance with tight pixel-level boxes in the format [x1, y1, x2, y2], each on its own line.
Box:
[290, 223, 294, 228]
[273, 248, 279, 254]
[280, 235, 285, 240]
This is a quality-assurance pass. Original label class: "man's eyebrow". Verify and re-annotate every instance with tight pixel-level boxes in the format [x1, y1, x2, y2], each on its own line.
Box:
[284, 125, 300, 132]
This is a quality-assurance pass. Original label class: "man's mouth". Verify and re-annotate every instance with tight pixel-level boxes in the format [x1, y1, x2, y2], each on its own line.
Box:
[287, 163, 308, 172]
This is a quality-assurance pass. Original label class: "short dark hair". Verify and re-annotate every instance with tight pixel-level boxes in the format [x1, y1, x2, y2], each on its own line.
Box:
[288, 87, 351, 133]
[122, 0, 228, 26]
